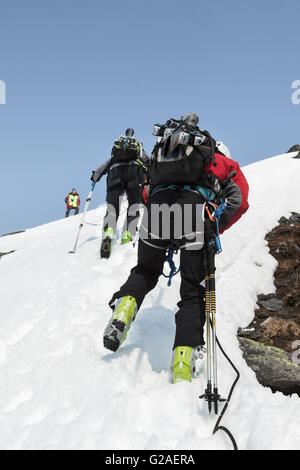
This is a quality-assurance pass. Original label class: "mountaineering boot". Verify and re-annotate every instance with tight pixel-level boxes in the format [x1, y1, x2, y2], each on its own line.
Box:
[121, 230, 132, 245]
[103, 296, 138, 352]
[172, 346, 205, 384]
[100, 227, 115, 259]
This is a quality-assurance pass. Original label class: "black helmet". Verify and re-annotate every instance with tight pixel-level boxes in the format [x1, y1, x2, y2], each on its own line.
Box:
[125, 128, 134, 137]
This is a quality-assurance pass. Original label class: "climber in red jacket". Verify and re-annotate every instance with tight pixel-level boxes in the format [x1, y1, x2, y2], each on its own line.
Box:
[65, 188, 80, 217]
[203, 148, 249, 233]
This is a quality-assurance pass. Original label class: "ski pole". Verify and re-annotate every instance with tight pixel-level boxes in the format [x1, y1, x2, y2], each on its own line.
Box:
[208, 255, 225, 415]
[200, 219, 225, 414]
[199, 209, 239, 449]
[69, 182, 96, 253]
[204, 272, 213, 413]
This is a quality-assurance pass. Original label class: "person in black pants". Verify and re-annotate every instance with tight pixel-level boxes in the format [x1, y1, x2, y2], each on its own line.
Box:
[109, 188, 207, 348]
[91, 128, 149, 258]
[102, 113, 249, 384]
[104, 163, 144, 236]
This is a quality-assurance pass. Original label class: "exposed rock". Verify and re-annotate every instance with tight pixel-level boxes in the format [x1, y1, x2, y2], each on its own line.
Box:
[238, 337, 300, 396]
[261, 317, 272, 327]
[0, 250, 15, 260]
[238, 212, 300, 396]
[257, 294, 284, 312]
[0, 231, 23, 259]
[287, 145, 300, 158]
[0, 230, 25, 238]
[278, 212, 300, 225]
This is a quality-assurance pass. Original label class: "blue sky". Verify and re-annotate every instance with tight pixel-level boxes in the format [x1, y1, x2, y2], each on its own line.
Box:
[0, 0, 299, 235]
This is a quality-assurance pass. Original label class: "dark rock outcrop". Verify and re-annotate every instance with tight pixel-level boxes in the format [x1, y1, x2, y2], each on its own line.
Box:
[287, 145, 300, 158]
[238, 213, 300, 396]
[257, 293, 284, 312]
[0, 250, 15, 260]
[239, 337, 300, 396]
[0, 230, 25, 238]
[0, 230, 24, 259]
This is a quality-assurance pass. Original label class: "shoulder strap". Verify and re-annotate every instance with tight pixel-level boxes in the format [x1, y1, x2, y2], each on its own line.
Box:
[201, 130, 216, 166]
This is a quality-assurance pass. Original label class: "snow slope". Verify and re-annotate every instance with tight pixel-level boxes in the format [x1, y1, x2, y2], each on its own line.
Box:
[0, 153, 300, 450]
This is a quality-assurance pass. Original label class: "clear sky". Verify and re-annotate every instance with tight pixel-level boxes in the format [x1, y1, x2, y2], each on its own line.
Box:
[0, 0, 299, 235]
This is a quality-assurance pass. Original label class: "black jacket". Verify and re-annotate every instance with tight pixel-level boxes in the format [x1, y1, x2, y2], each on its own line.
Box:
[92, 149, 149, 183]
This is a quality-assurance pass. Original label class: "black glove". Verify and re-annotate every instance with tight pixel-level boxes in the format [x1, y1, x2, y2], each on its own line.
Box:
[90, 171, 96, 182]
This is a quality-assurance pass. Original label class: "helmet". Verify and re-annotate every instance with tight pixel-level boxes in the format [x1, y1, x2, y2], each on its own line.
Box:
[125, 128, 134, 137]
[180, 112, 199, 127]
[216, 141, 231, 158]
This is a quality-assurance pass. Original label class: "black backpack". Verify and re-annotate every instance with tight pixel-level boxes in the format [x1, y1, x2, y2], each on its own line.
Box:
[110, 136, 139, 164]
[149, 125, 216, 187]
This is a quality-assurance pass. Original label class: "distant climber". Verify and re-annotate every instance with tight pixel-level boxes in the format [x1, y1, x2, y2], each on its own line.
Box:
[65, 188, 80, 217]
[91, 128, 149, 258]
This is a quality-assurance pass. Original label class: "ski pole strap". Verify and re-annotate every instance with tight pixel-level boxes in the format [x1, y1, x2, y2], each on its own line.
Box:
[212, 201, 226, 254]
[213, 199, 227, 222]
[162, 247, 180, 286]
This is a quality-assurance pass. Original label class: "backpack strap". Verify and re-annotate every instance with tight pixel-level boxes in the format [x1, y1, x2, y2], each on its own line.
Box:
[151, 140, 163, 169]
[201, 130, 216, 166]
[181, 146, 192, 174]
